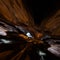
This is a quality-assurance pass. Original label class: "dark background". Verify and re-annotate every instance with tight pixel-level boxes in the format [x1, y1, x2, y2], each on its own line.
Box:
[23, 0, 60, 25]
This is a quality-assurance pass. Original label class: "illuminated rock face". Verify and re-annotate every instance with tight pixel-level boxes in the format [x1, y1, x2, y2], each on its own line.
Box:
[41, 10, 60, 36]
[0, 0, 34, 26]
[0, 0, 60, 60]
[0, 0, 42, 60]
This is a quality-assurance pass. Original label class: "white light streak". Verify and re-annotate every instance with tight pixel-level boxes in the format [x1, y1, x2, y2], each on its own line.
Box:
[1, 39, 11, 44]
[0, 27, 7, 36]
[48, 45, 60, 56]
[26, 32, 32, 38]
[38, 51, 46, 56]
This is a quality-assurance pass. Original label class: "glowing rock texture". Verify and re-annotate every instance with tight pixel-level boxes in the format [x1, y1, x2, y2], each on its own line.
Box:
[0, 0, 60, 60]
